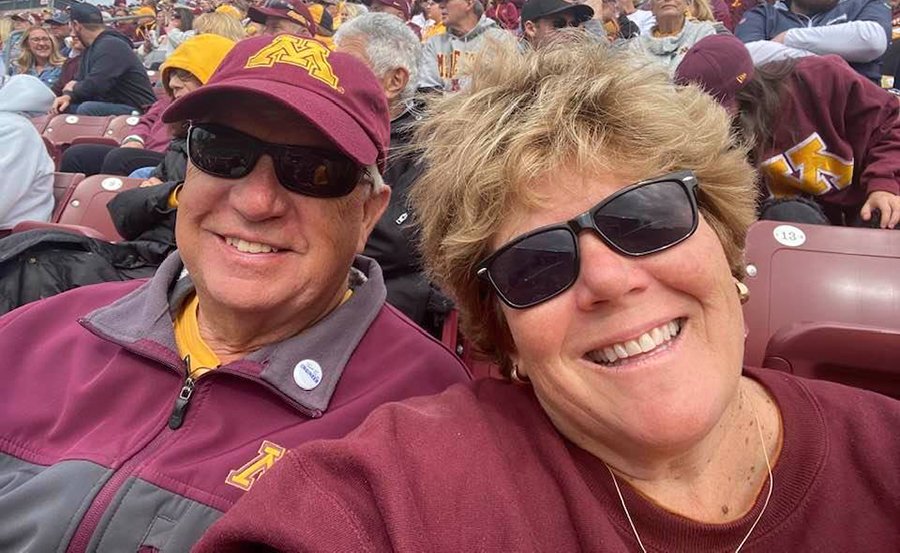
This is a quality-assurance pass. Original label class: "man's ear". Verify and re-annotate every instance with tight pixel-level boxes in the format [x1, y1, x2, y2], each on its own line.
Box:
[523, 20, 536, 40]
[356, 184, 391, 252]
[382, 66, 410, 103]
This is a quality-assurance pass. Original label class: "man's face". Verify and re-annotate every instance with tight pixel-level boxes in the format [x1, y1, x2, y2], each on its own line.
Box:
[371, 2, 407, 20]
[438, 0, 471, 29]
[47, 23, 68, 40]
[13, 18, 30, 31]
[176, 103, 389, 326]
[524, 11, 580, 47]
[69, 21, 87, 44]
[263, 15, 312, 37]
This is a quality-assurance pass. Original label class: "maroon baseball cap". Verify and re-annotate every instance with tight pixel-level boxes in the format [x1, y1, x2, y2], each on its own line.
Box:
[162, 34, 390, 170]
[674, 35, 754, 116]
[372, 0, 410, 20]
[248, 0, 317, 36]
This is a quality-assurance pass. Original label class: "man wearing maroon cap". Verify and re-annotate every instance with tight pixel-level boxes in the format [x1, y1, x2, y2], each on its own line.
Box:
[371, 0, 412, 19]
[0, 34, 469, 552]
[247, 0, 317, 36]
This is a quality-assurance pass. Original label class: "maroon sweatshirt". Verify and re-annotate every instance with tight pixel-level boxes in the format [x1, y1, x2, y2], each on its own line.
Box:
[129, 95, 173, 152]
[195, 367, 900, 552]
[757, 55, 900, 211]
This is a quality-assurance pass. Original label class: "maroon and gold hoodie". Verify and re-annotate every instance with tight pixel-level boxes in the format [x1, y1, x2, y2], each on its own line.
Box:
[756, 55, 900, 214]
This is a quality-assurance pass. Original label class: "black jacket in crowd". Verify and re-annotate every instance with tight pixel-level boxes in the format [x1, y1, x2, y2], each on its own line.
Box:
[0, 181, 179, 315]
[152, 136, 188, 183]
[363, 100, 453, 338]
[70, 29, 156, 111]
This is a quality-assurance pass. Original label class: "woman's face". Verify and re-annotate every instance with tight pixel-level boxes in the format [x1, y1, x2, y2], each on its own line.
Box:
[496, 167, 745, 459]
[650, 0, 687, 19]
[27, 29, 54, 60]
[167, 72, 202, 99]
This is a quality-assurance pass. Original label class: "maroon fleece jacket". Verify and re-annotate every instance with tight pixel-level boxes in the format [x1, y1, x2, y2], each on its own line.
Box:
[194, 368, 900, 552]
[757, 55, 900, 210]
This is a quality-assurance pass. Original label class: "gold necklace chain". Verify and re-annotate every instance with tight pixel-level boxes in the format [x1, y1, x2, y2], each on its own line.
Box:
[606, 396, 774, 553]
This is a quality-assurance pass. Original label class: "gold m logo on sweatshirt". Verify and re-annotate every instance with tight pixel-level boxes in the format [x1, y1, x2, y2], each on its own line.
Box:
[760, 133, 854, 198]
[226, 440, 286, 491]
[245, 36, 341, 91]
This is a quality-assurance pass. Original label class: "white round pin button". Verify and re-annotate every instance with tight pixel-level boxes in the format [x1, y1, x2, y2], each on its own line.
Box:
[772, 224, 806, 247]
[293, 359, 322, 391]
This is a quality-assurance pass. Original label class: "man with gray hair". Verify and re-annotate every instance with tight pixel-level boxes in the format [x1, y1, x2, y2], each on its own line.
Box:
[418, 0, 512, 91]
[335, 13, 452, 336]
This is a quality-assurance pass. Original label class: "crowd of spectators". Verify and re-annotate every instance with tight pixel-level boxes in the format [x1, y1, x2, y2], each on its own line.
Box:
[0, 0, 898, 550]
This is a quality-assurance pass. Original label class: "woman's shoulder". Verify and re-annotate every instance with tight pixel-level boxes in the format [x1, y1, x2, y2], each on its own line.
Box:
[749, 367, 900, 456]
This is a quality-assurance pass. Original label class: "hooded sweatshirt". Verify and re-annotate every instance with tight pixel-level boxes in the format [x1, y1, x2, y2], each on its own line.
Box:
[71, 28, 157, 111]
[419, 15, 513, 92]
[0, 75, 55, 229]
[159, 34, 236, 97]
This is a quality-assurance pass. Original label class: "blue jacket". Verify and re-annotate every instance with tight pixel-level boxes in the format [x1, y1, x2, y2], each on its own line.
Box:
[735, 0, 891, 82]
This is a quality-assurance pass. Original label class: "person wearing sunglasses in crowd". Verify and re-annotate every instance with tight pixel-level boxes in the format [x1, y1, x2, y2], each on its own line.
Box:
[418, 0, 512, 91]
[247, 0, 317, 37]
[520, 0, 594, 47]
[0, 34, 469, 552]
[628, 0, 715, 73]
[195, 35, 900, 552]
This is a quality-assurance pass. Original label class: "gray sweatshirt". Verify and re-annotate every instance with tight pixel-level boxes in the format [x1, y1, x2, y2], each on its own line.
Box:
[418, 16, 513, 92]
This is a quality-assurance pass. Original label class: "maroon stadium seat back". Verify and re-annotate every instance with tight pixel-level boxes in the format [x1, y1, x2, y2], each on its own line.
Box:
[102, 114, 143, 144]
[42, 135, 61, 169]
[43, 114, 114, 149]
[31, 114, 51, 133]
[742, 221, 900, 394]
[762, 321, 900, 399]
[55, 175, 143, 241]
[51, 172, 85, 221]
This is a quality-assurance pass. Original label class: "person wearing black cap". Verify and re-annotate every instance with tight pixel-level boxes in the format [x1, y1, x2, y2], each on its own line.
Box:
[521, 0, 593, 47]
[50, 3, 155, 116]
[45, 13, 71, 56]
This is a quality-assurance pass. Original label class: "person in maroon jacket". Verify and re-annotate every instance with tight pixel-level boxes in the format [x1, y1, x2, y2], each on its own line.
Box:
[195, 35, 900, 553]
[0, 34, 470, 552]
[677, 35, 900, 229]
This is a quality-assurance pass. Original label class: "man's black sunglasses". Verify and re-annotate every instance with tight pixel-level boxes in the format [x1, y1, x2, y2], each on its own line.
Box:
[552, 17, 581, 29]
[476, 171, 700, 309]
[186, 123, 364, 198]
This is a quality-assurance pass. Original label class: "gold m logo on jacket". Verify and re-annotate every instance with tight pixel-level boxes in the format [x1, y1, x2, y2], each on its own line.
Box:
[226, 440, 286, 491]
[245, 36, 341, 91]
[760, 133, 854, 198]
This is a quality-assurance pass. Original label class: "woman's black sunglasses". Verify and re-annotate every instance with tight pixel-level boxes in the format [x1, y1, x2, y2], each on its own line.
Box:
[186, 123, 364, 198]
[476, 171, 700, 309]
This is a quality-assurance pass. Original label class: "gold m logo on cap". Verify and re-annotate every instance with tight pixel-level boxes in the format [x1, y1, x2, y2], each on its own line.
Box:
[245, 36, 340, 91]
[736, 72, 748, 84]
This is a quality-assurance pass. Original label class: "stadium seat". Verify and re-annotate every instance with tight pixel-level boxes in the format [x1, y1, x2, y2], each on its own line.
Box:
[50, 172, 85, 221]
[54, 174, 144, 241]
[42, 135, 61, 169]
[43, 114, 114, 150]
[742, 221, 900, 395]
[102, 114, 143, 143]
[762, 322, 900, 399]
[31, 114, 50, 133]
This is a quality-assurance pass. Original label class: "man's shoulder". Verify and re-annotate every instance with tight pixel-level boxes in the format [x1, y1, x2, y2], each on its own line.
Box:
[361, 302, 469, 375]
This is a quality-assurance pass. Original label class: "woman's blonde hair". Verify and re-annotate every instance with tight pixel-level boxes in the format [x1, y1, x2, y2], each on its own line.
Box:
[0, 18, 13, 46]
[688, 0, 715, 22]
[193, 12, 246, 41]
[15, 26, 65, 73]
[410, 34, 757, 375]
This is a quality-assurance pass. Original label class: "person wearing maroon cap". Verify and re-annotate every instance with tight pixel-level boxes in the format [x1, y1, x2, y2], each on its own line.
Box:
[371, 0, 412, 19]
[0, 33, 469, 553]
[247, 0, 317, 37]
[676, 35, 900, 229]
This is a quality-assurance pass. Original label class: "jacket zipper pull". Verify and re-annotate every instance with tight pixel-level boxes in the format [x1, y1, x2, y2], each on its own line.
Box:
[168, 355, 195, 430]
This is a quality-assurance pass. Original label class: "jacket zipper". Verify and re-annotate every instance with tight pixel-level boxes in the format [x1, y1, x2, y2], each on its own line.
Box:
[64, 344, 188, 553]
